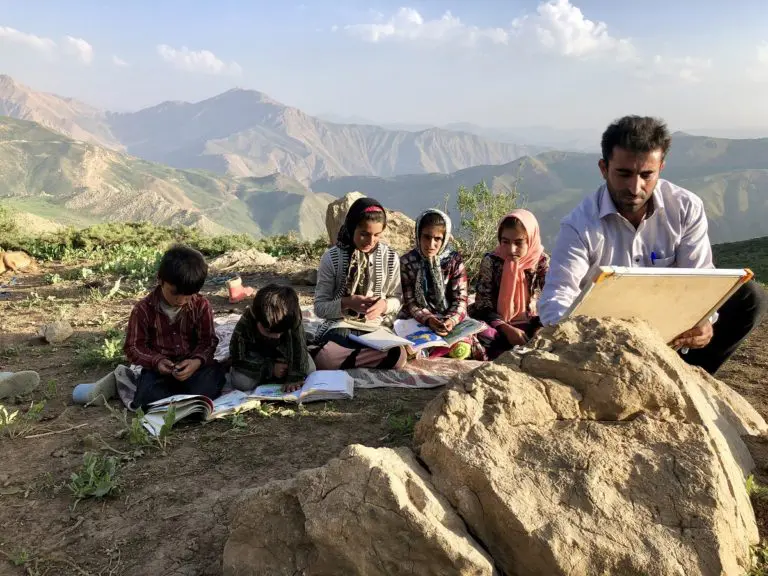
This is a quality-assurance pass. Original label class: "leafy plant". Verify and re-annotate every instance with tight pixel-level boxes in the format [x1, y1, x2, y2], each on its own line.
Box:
[229, 412, 247, 430]
[156, 405, 176, 451]
[454, 179, 519, 283]
[44, 273, 62, 285]
[68, 453, 120, 505]
[0, 401, 44, 438]
[750, 541, 768, 576]
[76, 332, 125, 367]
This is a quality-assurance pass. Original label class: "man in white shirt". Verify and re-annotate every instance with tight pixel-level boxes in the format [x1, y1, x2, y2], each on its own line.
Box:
[540, 116, 766, 374]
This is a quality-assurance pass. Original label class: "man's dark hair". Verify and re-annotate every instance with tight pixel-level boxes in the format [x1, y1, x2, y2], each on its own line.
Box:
[419, 212, 446, 235]
[252, 284, 301, 334]
[601, 116, 672, 164]
[157, 245, 208, 295]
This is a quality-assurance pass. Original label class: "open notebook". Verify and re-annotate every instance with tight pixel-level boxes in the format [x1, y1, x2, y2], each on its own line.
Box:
[141, 370, 354, 436]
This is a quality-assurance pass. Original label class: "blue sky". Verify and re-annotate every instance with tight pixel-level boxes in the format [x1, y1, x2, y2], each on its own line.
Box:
[0, 0, 767, 133]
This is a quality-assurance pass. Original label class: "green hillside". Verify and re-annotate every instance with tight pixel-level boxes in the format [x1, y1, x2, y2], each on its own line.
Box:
[0, 116, 329, 239]
[713, 236, 768, 283]
[313, 134, 768, 246]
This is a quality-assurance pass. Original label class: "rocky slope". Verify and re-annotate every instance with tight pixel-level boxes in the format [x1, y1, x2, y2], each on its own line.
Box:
[314, 134, 768, 246]
[0, 116, 329, 238]
[0, 75, 541, 185]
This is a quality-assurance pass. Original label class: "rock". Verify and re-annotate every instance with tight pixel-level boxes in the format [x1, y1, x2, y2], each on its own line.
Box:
[325, 192, 415, 255]
[414, 317, 762, 576]
[40, 321, 73, 344]
[1, 251, 33, 273]
[208, 249, 277, 271]
[292, 268, 318, 286]
[223, 444, 496, 576]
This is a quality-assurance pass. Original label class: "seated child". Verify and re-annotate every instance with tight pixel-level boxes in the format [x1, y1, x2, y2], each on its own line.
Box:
[313, 197, 407, 370]
[124, 245, 225, 410]
[229, 284, 314, 392]
[469, 209, 550, 360]
[399, 209, 483, 360]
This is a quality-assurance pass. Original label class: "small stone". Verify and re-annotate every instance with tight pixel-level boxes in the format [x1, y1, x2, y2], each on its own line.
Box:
[40, 321, 73, 344]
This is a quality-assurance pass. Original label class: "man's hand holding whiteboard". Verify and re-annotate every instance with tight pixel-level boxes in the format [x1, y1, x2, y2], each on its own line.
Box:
[560, 266, 754, 346]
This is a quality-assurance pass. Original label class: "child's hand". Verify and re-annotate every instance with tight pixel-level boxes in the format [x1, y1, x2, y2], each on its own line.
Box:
[157, 358, 175, 375]
[274, 363, 288, 379]
[427, 317, 449, 336]
[282, 381, 302, 393]
[500, 324, 528, 346]
[173, 358, 202, 381]
[364, 298, 387, 321]
[442, 318, 456, 334]
[342, 295, 376, 314]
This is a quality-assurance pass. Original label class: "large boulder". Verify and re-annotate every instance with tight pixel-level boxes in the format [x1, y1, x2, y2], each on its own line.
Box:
[223, 444, 496, 576]
[325, 192, 415, 255]
[414, 317, 763, 576]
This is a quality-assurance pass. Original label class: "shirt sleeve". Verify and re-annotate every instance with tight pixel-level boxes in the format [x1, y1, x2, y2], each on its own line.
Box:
[400, 256, 436, 325]
[287, 323, 311, 382]
[385, 253, 403, 316]
[676, 198, 714, 269]
[539, 223, 592, 326]
[229, 319, 272, 383]
[445, 254, 469, 325]
[314, 251, 343, 320]
[123, 303, 166, 369]
[190, 299, 219, 365]
[471, 255, 504, 327]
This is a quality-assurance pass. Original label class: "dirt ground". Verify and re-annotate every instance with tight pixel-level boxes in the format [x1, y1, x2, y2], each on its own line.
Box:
[0, 262, 767, 575]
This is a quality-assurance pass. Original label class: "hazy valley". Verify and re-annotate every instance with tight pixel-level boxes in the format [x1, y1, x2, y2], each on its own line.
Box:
[1, 73, 767, 246]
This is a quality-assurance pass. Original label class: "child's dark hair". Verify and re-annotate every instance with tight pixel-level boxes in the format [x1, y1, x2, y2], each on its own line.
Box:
[498, 216, 526, 242]
[358, 206, 387, 229]
[157, 245, 208, 295]
[419, 212, 446, 235]
[253, 284, 301, 334]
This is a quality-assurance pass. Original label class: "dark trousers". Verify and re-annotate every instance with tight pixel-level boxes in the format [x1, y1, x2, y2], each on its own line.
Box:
[133, 363, 226, 411]
[683, 281, 767, 375]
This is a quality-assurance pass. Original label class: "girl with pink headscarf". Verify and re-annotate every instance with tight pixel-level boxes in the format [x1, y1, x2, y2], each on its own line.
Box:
[468, 209, 550, 360]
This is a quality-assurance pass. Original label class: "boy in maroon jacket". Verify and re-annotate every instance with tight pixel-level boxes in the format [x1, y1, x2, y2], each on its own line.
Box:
[124, 245, 224, 410]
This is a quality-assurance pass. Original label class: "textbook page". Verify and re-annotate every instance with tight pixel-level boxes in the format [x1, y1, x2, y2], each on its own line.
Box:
[348, 328, 413, 351]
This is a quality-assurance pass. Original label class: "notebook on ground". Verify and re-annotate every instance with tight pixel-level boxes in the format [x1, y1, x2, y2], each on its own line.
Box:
[348, 328, 413, 351]
[141, 370, 354, 436]
[562, 266, 753, 343]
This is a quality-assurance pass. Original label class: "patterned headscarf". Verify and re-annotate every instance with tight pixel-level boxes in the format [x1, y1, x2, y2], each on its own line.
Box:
[494, 209, 544, 323]
[336, 197, 387, 297]
[414, 208, 453, 315]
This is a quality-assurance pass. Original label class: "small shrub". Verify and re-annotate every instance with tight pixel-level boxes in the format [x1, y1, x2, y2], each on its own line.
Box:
[454, 180, 519, 283]
[76, 332, 125, 368]
[44, 273, 62, 285]
[68, 452, 120, 504]
[0, 401, 44, 438]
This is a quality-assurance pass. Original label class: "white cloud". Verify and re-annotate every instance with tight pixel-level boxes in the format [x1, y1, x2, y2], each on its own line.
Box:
[747, 42, 768, 82]
[0, 25, 56, 52]
[344, 7, 509, 46]
[64, 36, 94, 65]
[513, 0, 635, 60]
[157, 44, 242, 76]
[112, 55, 130, 67]
[644, 55, 712, 83]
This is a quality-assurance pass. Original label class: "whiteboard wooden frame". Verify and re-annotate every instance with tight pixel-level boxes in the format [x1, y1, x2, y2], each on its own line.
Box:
[561, 266, 754, 343]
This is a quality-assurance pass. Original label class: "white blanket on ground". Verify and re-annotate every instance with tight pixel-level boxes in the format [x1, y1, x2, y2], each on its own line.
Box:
[114, 307, 483, 410]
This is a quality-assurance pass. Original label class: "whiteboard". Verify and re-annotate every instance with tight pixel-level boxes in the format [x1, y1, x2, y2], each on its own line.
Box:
[562, 266, 753, 343]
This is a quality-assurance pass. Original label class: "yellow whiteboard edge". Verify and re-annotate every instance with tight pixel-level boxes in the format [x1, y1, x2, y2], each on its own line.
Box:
[594, 270, 615, 284]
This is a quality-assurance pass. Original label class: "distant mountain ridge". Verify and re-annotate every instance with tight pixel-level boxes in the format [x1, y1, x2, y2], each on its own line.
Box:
[0, 116, 329, 239]
[313, 133, 768, 246]
[0, 75, 542, 185]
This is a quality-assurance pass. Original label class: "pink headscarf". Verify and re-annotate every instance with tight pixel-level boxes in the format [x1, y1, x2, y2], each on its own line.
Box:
[493, 209, 544, 323]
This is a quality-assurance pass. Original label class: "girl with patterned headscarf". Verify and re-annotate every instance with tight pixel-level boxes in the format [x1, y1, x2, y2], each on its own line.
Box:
[469, 209, 550, 360]
[313, 197, 407, 370]
[399, 209, 484, 360]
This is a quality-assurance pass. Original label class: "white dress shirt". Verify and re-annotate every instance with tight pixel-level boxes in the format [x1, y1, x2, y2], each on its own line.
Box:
[539, 179, 714, 326]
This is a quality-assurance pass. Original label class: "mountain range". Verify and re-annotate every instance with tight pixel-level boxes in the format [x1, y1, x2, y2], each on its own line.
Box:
[0, 115, 331, 238]
[1, 72, 767, 247]
[0, 75, 540, 185]
[313, 134, 768, 246]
